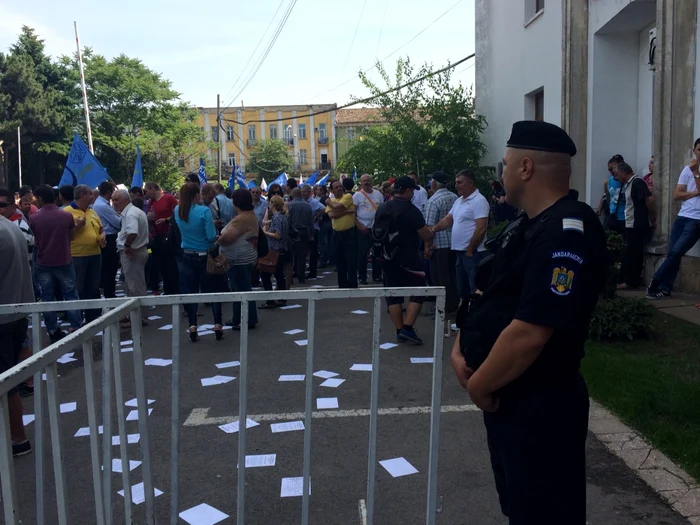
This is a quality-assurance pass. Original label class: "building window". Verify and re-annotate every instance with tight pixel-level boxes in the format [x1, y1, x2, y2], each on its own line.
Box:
[525, 88, 545, 121]
[226, 126, 234, 141]
[534, 91, 544, 121]
[318, 123, 327, 139]
[211, 126, 219, 142]
[248, 125, 256, 141]
[525, 0, 544, 23]
[298, 123, 307, 139]
[228, 153, 236, 167]
[347, 127, 355, 141]
[284, 125, 293, 145]
[299, 149, 308, 165]
[270, 125, 278, 139]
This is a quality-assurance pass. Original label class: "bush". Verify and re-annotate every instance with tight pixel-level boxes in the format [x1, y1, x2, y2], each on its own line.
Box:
[487, 221, 509, 241]
[602, 230, 625, 299]
[589, 296, 657, 341]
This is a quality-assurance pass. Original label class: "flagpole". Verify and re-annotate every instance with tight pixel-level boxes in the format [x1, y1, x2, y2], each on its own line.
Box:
[74, 21, 94, 154]
[17, 127, 22, 188]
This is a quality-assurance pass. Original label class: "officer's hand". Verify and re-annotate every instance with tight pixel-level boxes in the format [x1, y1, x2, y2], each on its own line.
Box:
[467, 385, 500, 413]
[450, 341, 474, 391]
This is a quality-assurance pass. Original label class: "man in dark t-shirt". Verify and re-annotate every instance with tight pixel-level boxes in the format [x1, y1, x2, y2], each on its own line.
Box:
[375, 176, 434, 344]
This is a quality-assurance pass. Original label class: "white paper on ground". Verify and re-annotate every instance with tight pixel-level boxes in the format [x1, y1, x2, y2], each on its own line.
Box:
[22, 414, 35, 425]
[313, 370, 339, 379]
[126, 408, 153, 421]
[283, 329, 304, 335]
[270, 421, 305, 433]
[199, 324, 215, 331]
[105, 458, 141, 473]
[410, 357, 434, 364]
[120, 340, 133, 346]
[125, 398, 155, 408]
[215, 361, 240, 369]
[278, 375, 305, 382]
[41, 373, 61, 381]
[294, 339, 308, 346]
[57, 355, 77, 364]
[316, 397, 338, 410]
[310, 285, 324, 288]
[117, 481, 163, 505]
[319, 377, 345, 388]
[198, 330, 215, 336]
[60, 402, 77, 413]
[121, 347, 133, 353]
[144, 358, 172, 367]
[281, 477, 311, 497]
[350, 364, 373, 371]
[218, 419, 259, 434]
[238, 454, 277, 468]
[147, 315, 162, 321]
[322, 271, 332, 274]
[201, 375, 236, 387]
[74, 425, 103, 437]
[351, 310, 369, 315]
[112, 434, 140, 446]
[379, 457, 419, 478]
[380, 342, 398, 350]
[179, 503, 229, 525]
[279, 304, 302, 310]
[158, 324, 173, 331]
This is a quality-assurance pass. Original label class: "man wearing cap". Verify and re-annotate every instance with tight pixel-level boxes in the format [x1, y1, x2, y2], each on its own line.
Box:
[451, 121, 607, 524]
[424, 171, 459, 312]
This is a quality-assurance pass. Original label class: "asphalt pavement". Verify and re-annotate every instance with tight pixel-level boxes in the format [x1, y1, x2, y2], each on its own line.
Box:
[8, 272, 688, 524]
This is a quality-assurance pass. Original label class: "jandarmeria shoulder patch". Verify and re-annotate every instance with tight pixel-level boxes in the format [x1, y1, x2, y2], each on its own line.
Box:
[562, 218, 584, 233]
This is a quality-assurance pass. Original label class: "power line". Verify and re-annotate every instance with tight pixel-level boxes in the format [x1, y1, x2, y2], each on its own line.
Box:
[375, 0, 390, 58]
[303, 0, 464, 104]
[340, 0, 369, 79]
[221, 53, 475, 126]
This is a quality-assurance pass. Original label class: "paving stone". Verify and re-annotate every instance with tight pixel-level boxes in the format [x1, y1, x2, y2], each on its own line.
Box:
[674, 488, 700, 518]
[617, 447, 651, 470]
[589, 417, 632, 435]
[641, 450, 699, 486]
[638, 468, 690, 492]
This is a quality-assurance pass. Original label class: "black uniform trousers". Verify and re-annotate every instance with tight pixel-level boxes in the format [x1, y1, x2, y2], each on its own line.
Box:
[307, 234, 319, 278]
[291, 235, 310, 284]
[483, 373, 589, 525]
[100, 233, 119, 299]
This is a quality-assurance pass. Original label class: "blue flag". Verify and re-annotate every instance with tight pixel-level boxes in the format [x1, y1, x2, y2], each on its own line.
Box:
[132, 145, 143, 188]
[227, 164, 235, 189]
[305, 171, 319, 185]
[58, 132, 110, 188]
[315, 171, 330, 186]
[198, 158, 207, 185]
[352, 166, 357, 183]
[270, 172, 288, 187]
[236, 167, 247, 189]
[247, 180, 257, 189]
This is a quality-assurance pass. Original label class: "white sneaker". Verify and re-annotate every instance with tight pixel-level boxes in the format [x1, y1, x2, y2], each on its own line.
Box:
[450, 323, 458, 332]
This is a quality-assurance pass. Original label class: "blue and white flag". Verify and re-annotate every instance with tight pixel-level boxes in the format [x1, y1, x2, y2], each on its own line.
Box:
[261, 178, 268, 191]
[305, 171, 319, 185]
[228, 164, 236, 189]
[131, 144, 143, 188]
[58, 132, 110, 188]
[236, 167, 247, 189]
[247, 180, 257, 189]
[270, 172, 288, 187]
[315, 171, 330, 186]
[198, 158, 207, 185]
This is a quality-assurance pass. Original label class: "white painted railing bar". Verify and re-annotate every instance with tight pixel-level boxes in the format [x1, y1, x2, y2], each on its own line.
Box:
[81, 339, 105, 525]
[101, 317, 113, 524]
[301, 298, 316, 525]
[236, 300, 250, 525]
[31, 311, 45, 524]
[365, 296, 382, 525]
[0, 390, 18, 524]
[46, 361, 68, 525]
[169, 304, 181, 525]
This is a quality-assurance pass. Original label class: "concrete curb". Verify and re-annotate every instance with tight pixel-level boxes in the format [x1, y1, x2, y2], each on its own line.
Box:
[590, 400, 700, 523]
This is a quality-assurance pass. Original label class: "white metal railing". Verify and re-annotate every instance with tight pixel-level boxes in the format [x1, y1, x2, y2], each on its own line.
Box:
[0, 286, 446, 525]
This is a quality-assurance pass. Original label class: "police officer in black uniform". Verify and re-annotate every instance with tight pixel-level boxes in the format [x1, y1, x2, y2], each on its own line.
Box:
[451, 121, 608, 524]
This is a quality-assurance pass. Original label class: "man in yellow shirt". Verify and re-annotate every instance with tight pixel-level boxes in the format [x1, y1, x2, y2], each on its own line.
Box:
[325, 178, 358, 288]
[64, 184, 105, 324]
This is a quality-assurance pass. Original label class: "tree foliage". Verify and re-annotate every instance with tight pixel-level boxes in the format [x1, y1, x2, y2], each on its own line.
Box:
[247, 139, 293, 182]
[337, 57, 488, 187]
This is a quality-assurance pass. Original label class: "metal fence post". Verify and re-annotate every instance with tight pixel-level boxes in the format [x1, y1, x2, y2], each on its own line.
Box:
[101, 315, 114, 524]
[365, 296, 382, 524]
[301, 298, 316, 525]
[45, 362, 69, 525]
[31, 312, 44, 524]
[170, 303, 181, 525]
[236, 300, 250, 525]
[0, 393, 18, 524]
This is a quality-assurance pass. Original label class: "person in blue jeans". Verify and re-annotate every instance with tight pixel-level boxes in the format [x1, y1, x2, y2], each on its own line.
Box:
[648, 142, 700, 298]
[174, 183, 223, 342]
[218, 189, 259, 329]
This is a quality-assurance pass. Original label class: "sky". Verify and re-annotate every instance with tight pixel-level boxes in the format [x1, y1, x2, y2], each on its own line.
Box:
[0, 0, 476, 109]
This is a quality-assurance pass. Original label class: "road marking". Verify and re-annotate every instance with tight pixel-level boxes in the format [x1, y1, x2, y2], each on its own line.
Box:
[183, 404, 478, 427]
[358, 499, 367, 525]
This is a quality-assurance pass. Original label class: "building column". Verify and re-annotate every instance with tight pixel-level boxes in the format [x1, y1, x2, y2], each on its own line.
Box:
[204, 111, 212, 161]
[277, 111, 283, 144]
[292, 110, 300, 170]
[237, 109, 245, 172]
[561, 0, 589, 199]
[331, 109, 337, 167]
[260, 109, 265, 140]
[309, 109, 317, 170]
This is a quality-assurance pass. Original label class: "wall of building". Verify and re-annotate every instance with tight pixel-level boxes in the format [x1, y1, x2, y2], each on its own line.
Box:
[475, 0, 563, 168]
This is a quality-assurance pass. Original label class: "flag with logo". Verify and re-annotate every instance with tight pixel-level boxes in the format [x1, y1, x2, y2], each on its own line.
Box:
[58, 132, 110, 188]
[131, 144, 143, 188]
[198, 158, 207, 185]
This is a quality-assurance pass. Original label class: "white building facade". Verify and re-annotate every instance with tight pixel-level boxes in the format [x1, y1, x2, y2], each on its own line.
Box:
[476, 0, 700, 292]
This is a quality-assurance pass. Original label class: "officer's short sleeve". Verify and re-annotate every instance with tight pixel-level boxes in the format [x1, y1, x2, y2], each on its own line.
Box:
[514, 222, 591, 329]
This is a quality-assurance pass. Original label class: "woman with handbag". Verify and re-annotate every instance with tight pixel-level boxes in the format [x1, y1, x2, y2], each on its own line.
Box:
[174, 183, 225, 342]
[217, 189, 259, 329]
[259, 195, 291, 309]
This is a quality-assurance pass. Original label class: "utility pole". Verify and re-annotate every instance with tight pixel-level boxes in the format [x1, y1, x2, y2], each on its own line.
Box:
[216, 94, 222, 183]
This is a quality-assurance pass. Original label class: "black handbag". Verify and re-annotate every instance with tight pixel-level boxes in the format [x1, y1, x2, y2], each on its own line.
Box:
[257, 225, 269, 258]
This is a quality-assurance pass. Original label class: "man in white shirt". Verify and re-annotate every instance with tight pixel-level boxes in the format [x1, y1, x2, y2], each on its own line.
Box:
[353, 174, 385, 284]
[408, 171, 428, 215]
[430, 169, 490, 301]
[647, 139, 700, 298]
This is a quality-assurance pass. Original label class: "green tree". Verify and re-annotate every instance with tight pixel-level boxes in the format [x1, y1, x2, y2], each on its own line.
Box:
[247, 139, 293, 182]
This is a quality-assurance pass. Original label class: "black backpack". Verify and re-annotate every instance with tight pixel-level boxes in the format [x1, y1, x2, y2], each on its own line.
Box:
[372, 202, 408, 262]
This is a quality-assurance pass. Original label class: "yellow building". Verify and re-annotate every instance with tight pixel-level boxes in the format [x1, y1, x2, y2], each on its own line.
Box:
[192, 104, 337, 176]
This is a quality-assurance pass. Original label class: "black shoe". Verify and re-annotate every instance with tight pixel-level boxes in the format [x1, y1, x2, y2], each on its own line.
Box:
[276, 300, 288, 307]
[397, 328, 423, 345]
[12, 440, 32, 457]
[646, 289, 670, 300]
[188, 327, 198, 343]
[373, 277, 383, 283]
[214, 326, 223, 341]
[259, 303, 277, 310]
[359, 279, 368, 285]
[306, 274, 317, 279]
[49, 329, 65, 343]
[19, 383, 34, 398]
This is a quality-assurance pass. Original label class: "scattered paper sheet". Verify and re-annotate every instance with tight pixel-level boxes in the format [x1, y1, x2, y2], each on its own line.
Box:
[179, 503, 229, 525]
[313, 370, 339, 379]
[294, 339, 308, 347]
[74, 425, 103, 437]
[410, 357, 434, 364]
[121, 340, 133, 346]
[320, 378, 345, 388]
[350, 364, 373, 371]
[117, 481, 163, 505]
[112, 434, 140, 446]
[281, 477, 311, 497]
[158, 324, 173, 331]
[316, 397, 338, 410]
[271, 421, 305, 433]
[322, 271, 332, 275]
[310, 285, 324, 288]
[60, 402, 77, 413]
[218, 419, 259, 434]
[238, 454, 277, 468]
[215, 361, 240, 369]
[121, 347, 133, 353]
[283, 329, 305, 335]
[201, 375, 236, 387]
[379, 457, 418, 478]
[351, 310, 369, 315]
[198, 330, 215, 336]
[144, 358, 172, 367]
[199, 324, 215, 331]
[57, 354, 77, 364]
[380, 342, 398, 350]
[125, 398, 155, 408]
[279, 304, 302, 310]
[104, 458, 141, 473]
[278, 375, 305, 382]
[147, 316, 162, 321]
[126, 408, 153, 421]
[22, 414, 34, 425]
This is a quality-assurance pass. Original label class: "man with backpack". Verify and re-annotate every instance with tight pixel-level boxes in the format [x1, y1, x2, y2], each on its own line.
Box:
[373, 176, 434, 344]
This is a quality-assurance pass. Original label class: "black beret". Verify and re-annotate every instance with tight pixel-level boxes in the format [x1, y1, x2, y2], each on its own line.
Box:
[394, 176, 417, 191]
[507, 121, 577, 157]
[430, 171, 448, 184]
